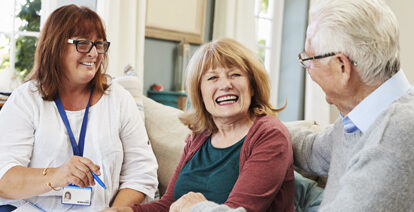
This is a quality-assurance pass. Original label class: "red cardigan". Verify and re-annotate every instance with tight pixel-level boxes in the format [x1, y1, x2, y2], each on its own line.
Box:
[131, 115, 294, 212]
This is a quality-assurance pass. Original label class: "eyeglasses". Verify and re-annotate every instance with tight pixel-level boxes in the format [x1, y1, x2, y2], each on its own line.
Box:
[297, 51, 336, 68]
[67, 39, 110, 54]
[298, 51, 357, 68]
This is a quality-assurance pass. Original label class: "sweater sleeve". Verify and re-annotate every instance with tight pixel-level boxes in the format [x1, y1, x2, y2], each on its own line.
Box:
[224, 117, 294, 211]
[130, 134, 193, 212]
[288, 120, 340, 176]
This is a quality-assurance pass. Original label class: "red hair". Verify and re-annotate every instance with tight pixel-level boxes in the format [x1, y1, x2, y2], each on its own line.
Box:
[27, 4, 110, 100]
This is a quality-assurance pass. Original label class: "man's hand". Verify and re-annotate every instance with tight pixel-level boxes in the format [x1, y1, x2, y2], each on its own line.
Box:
[170, 192, 207, 212]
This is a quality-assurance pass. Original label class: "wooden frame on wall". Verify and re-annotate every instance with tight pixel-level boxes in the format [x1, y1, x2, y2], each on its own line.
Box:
[145, 0, 207, 44]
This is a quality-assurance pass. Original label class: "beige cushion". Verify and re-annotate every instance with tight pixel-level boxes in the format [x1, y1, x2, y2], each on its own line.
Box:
[114, 74, 190, 196]
[113, 76, 145, 120]
[143, 96, 190, 195]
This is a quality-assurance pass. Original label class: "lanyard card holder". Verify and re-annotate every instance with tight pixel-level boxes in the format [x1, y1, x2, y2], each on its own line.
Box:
[61, 185, 92, 206]
[56, 88, 94, 207]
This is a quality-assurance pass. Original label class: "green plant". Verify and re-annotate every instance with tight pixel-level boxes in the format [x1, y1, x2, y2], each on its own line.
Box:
[257, 39, 266, 63]
[15, 0, 41, 79]
[0, 39, 10, 71]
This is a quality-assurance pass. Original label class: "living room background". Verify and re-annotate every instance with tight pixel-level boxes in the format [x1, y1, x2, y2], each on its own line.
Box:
[1, 0, 413, 125]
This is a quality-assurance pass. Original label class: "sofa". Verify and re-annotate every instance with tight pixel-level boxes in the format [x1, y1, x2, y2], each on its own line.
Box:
[114, 76, 324, 211]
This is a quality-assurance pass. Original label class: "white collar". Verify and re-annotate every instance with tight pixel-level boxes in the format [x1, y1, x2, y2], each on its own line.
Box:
[346, 70, 411, 133]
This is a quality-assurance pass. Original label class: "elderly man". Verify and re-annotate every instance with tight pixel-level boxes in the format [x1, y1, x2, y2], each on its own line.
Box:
[293, 0, 414, 211]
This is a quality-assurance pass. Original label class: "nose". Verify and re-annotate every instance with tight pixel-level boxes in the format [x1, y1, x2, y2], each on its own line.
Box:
[218, 77, 233, 90]
[87, 45, 98, 57]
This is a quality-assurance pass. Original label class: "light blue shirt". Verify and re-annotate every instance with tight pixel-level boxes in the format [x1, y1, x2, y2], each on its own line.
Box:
[341, 70, 412, 133]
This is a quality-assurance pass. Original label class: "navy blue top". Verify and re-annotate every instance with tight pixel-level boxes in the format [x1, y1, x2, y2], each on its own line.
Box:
[174, 136, 245, 204]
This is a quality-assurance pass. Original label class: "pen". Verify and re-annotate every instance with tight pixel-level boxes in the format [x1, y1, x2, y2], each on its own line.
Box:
[91, 171, 106, 189]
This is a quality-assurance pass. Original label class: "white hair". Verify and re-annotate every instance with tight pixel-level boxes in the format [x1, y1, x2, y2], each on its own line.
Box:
[308, 0, 400, 85]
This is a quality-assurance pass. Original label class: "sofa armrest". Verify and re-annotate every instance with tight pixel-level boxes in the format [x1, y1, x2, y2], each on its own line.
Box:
[284, 120, 321, 132]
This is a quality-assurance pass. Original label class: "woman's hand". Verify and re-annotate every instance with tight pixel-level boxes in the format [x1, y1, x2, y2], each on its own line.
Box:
[170, 192, 208, 212]
[100, 206, 133, 212]
[49, 156, 101, 188]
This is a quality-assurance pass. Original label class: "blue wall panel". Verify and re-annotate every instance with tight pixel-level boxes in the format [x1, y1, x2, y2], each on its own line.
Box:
[277, 0, 309, 121]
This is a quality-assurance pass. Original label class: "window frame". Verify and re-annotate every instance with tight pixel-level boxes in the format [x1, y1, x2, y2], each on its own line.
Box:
[254, 0, 285, 106]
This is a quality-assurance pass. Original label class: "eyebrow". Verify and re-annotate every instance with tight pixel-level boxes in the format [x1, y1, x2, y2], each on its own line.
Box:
[204, 69, 218, 75]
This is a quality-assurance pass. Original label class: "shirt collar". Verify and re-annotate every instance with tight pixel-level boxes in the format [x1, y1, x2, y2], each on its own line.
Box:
[340, 114, 359, 133]
[342, 70, 411, 133]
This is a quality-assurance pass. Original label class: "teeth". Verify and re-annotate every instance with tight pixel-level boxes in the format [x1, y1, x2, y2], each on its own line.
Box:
[216, 95, 238, 105]
[217, 96, 237, 102]
[81, 62, 94, 66]
[218, 100, 236, 105]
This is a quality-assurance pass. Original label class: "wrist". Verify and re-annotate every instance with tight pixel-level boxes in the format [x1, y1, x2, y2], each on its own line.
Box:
[42, 167, 61, 191]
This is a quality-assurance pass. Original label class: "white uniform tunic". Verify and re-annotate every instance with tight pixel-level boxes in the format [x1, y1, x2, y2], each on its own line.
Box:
[0, 81, 158, 211]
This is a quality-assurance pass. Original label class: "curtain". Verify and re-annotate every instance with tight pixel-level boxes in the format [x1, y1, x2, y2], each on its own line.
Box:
[212, 0, 256, 52]
[97, 0, 146, 93]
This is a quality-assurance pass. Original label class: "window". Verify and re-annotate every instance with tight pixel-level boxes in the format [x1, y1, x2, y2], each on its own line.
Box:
[0, 0, 41, 81]
[255, 0, 273, 71]
[254, 0, 285, 105]
[0, 0, 98, 85]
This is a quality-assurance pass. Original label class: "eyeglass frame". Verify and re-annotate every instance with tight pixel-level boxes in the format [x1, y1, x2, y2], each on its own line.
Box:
[297, 51, 357, 68]
[67, 39, 110, 54]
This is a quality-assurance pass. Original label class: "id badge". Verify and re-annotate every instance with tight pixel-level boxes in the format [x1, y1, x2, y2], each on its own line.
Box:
[62, 185, 92, 206]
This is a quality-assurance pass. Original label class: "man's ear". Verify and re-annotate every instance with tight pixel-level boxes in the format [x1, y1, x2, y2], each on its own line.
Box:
[336, 53, 353, 84]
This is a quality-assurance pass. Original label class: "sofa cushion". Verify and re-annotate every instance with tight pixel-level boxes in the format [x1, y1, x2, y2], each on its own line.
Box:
[143, 96, 190, 195]
[284, 120, 321, 133]
[113, 76, 145, 120]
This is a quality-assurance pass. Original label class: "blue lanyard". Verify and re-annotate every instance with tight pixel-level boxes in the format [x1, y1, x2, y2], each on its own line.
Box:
[54, 88, 94, 157]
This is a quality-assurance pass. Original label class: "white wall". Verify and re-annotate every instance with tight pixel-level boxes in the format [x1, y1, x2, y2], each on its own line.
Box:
[387, 0, 414, 83]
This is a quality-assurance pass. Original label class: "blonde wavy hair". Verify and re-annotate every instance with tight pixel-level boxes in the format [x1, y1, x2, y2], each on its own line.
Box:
[179, 38, 284, 134]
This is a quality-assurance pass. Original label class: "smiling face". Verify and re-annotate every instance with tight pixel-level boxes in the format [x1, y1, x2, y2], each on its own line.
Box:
[200, 66, 253, 122]
[62, 33, 103, 88]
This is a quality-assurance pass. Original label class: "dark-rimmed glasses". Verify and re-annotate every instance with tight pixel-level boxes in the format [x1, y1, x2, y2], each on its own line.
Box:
[298, 51, 357, 68]
[68, 39, 110, 54]
[297, 52, 336, 68]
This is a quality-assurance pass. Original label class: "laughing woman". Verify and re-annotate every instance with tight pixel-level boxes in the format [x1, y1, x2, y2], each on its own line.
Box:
[0, 5, 157, 211]
[107, 38, 294, 212]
